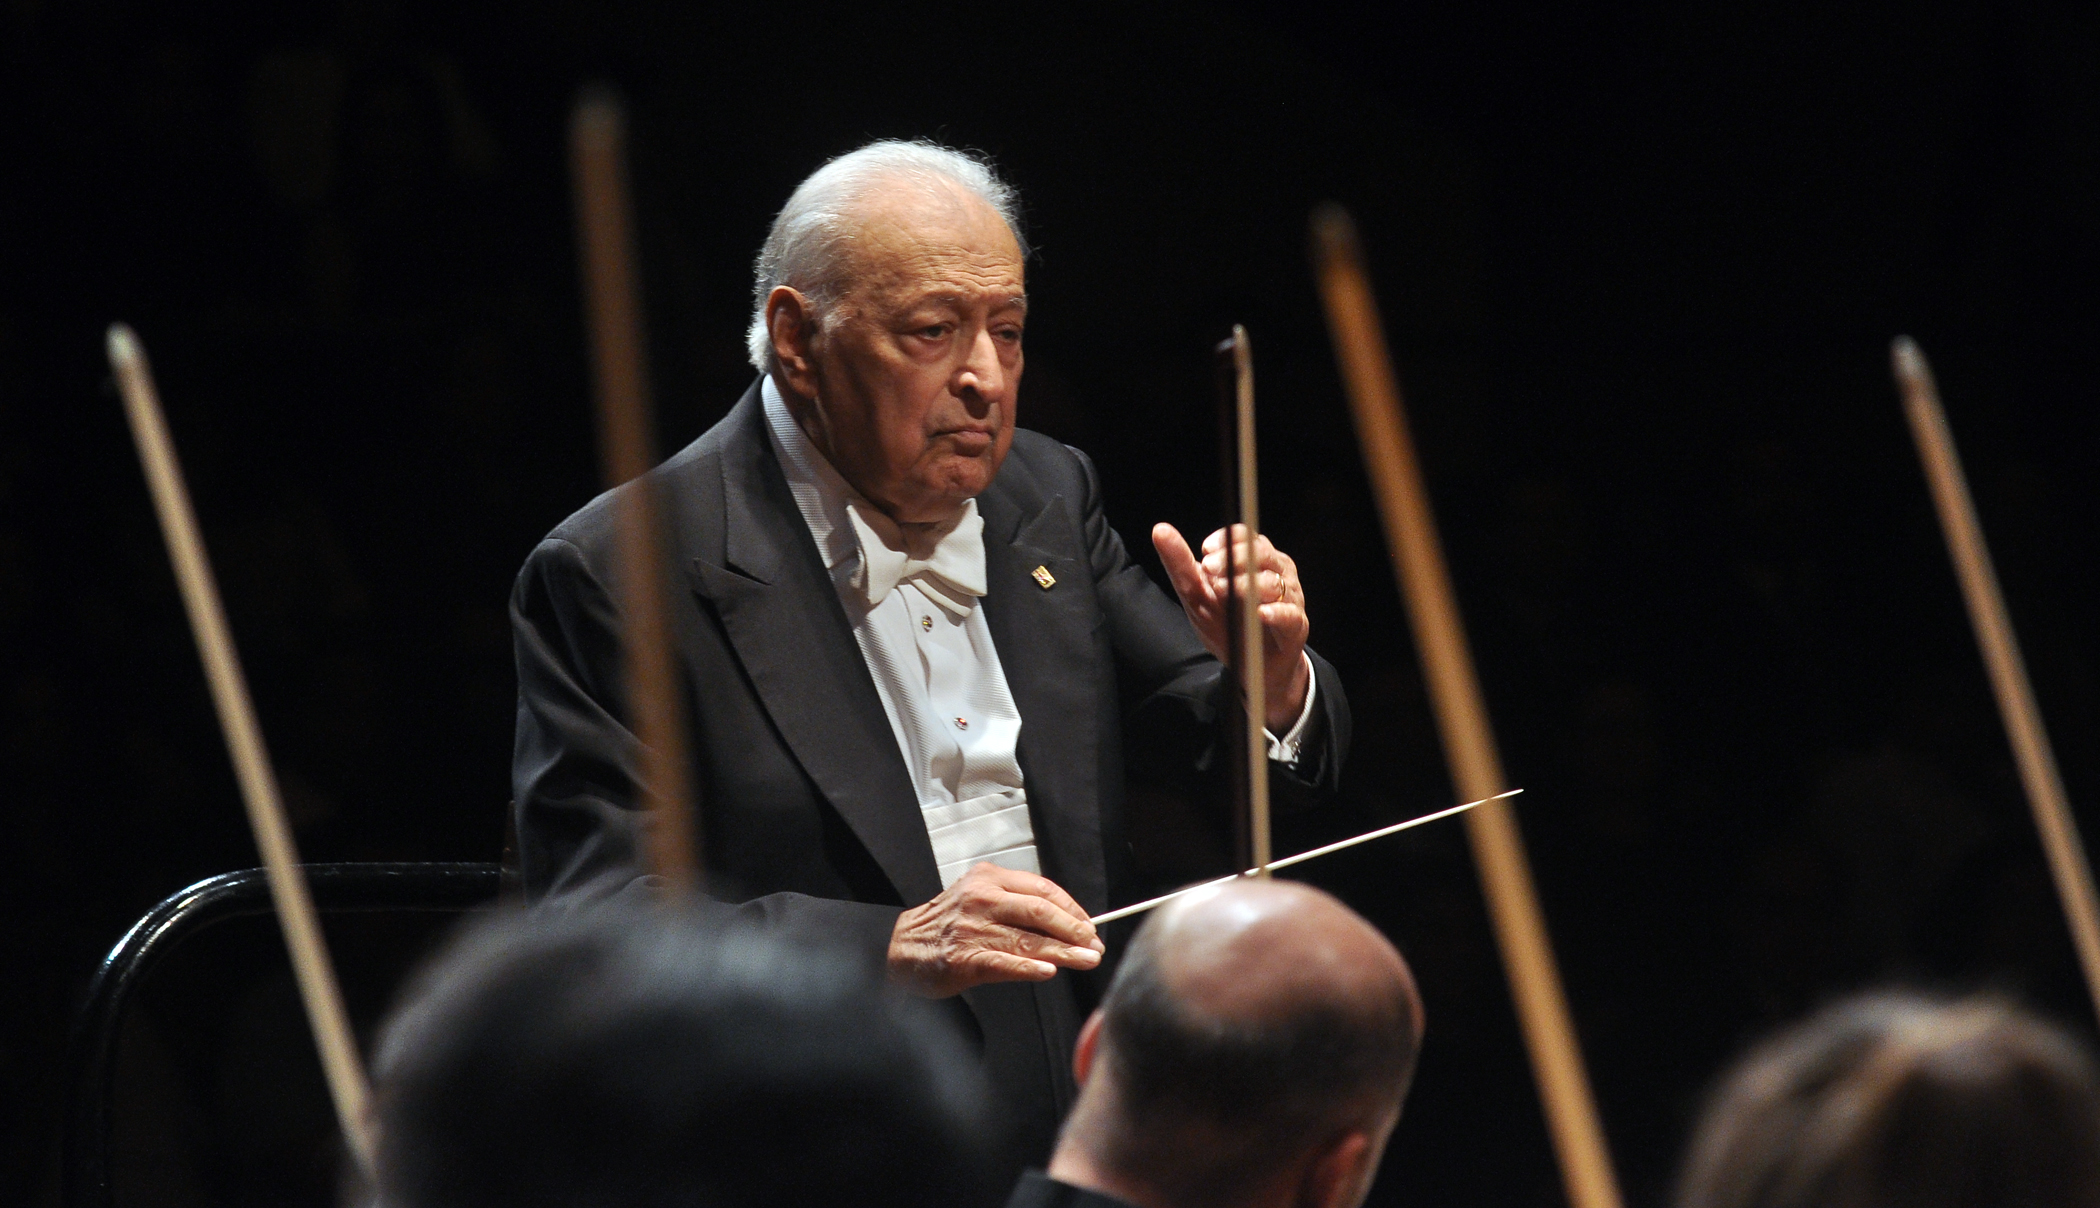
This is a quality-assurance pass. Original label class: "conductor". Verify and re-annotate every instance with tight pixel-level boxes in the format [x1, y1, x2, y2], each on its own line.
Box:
[510, 139, 1351, 1164]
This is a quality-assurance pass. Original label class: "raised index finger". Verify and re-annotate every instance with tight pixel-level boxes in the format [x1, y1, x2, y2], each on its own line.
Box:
[1152, 523, 1213, 609]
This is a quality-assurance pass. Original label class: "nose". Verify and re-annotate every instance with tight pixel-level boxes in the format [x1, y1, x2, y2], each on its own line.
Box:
[952, 328, 1007, 414]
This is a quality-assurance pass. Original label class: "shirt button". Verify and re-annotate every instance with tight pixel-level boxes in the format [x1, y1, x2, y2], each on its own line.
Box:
[920, 615, 933, 631]
[954, 717, 969, 730]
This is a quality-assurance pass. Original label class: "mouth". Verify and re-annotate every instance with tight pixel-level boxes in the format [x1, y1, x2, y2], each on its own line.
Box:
[938, 428, 996, 455]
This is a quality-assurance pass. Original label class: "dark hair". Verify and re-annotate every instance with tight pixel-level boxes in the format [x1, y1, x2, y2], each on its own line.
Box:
[1676, 992, 2100, 1208]
[368, 903, 997, 1208]
[1091, 921, 1419, 1207]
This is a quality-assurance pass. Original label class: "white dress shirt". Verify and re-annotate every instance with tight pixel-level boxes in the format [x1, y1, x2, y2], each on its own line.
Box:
[761, 376, 1318, 891]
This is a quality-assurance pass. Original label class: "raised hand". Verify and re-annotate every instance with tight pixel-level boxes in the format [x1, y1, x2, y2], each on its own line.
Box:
[1152, 522, 1312, 732]
[887, 863, 1106, 998]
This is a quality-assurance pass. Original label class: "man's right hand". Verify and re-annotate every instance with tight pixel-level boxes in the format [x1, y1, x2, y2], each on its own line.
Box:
[888, 864, 1106, 998]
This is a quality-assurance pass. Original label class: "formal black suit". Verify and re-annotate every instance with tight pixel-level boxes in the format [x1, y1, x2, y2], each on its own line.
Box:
[510, 378, 1350, 1167]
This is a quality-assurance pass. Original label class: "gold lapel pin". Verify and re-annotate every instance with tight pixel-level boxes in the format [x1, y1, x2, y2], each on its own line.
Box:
[1031, 564, 1056, 590]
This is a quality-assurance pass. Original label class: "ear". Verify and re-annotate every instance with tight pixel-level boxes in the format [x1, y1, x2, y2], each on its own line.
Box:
[1298, 1130, 1375, 1208]
[765, 286, 820, 398]
[1072, 1010, 1105, 1086]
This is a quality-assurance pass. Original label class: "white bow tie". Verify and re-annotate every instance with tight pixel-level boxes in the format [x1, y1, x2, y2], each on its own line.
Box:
[845, 497, 987, 618]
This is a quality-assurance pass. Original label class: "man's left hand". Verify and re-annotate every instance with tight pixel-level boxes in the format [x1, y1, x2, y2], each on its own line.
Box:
[1153, 522, 1312, 733]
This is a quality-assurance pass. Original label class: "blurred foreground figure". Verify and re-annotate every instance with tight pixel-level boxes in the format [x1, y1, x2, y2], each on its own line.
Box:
[1019, 879, 1423, 1208]
[1676, 993, 2100, 1208]
[367, 904, 997, 1208]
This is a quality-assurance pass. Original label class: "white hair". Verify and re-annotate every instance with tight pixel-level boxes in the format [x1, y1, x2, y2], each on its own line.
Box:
[745, 139, 1028, 373]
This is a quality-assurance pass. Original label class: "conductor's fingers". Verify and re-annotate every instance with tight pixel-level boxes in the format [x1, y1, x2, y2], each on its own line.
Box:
[983, 866, 1095, 932]
[1256, 538, 1297, 578]
[999, 925, 1103, 969]
[960, 948, 1059, 983]
[1251, 569, 1287, 603]
[1201, 528, 1271, 579]
[985, 884, 1101, 950]
[1259, 602, 1311, 646]
[1204, 568, 1288, 604]
[1153, 523, 1213, 609]
[1260, 600, 1309, 627]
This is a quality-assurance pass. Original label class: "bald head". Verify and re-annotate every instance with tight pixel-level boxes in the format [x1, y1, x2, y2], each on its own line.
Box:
[1147, 879, 1419, 1042]
[1052, 881, 1423, 1208]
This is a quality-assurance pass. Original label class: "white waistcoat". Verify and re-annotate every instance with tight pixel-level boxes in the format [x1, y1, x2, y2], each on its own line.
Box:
[761, 378, 1038, 889]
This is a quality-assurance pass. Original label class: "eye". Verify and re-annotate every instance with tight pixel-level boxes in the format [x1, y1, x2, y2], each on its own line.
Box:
[916, 324, 950, 340]
[995, 325, 1023, 344]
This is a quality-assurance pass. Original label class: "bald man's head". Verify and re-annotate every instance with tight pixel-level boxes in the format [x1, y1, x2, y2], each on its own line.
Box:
[1055, 880, 1423, 1208]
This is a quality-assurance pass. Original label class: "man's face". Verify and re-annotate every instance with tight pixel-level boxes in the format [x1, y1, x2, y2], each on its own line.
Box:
[777, 185, 1026, 524]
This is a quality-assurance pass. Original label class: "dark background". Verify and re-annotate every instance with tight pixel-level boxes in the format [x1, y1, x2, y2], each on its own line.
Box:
[5, 1, 2097, 1204]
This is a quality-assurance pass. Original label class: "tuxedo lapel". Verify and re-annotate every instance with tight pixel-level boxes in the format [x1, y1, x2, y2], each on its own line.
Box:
[981, 477, 1108, 915]
[686, 397, 943, 907]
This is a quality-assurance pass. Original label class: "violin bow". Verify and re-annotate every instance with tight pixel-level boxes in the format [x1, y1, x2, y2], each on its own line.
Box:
[1311, 207, 1625, 1208]
[105, 325, 377, 1178]
[1215, 325, 1272, 876]
[1892, 337, 2100, 1021]
[568, 91, 700, 891]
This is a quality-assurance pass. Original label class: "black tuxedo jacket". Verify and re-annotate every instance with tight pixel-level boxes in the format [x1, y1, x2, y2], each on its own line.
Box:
[510, 379, 1350, 1165]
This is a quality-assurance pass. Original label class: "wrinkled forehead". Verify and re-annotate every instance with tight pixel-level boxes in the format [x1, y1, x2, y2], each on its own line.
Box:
[838, 179, 1027, 305]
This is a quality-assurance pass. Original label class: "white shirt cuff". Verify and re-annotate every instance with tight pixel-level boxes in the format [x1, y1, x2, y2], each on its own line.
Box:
[1263, 653, 1318, 766]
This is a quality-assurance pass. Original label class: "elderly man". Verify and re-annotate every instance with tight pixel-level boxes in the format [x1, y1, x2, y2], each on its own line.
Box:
[511, 140, 1351, 1168]
[1019, 879, 1424, 1208]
